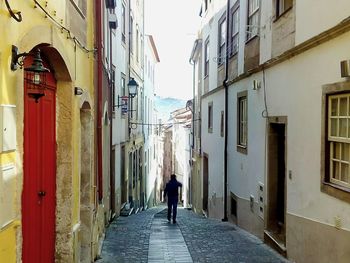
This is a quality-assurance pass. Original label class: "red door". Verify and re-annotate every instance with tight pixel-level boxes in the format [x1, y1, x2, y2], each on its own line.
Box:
[22, 56, 56, 263]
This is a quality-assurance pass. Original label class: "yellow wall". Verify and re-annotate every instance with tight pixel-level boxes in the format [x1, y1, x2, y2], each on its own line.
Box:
[0, 0, 95, 261]
[0, 221, 20, 262]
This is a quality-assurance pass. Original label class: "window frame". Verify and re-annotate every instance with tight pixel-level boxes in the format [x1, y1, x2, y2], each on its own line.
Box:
[322, 83, 350, 204]
[327, 93, 350, 189]
[121, 2, 126, 43]
[230, 4, 240, 57]
[247, 0, 260, 41]
[111, 65, 116, 114]
[275, 0, 293, 19]
[237, 91, 248, 154]
[130, 15, 134, 54]
[218, 14, 226, 66]
[204, 37, 210, 77]
[208, 101, 213, 133]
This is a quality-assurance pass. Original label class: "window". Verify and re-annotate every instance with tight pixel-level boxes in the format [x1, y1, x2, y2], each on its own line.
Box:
[204, 38, 210, 77]
[247, 0, 260, 40]
[230, 6, 239, 56]
[111, 66, 116, 113]
[220, 111, 224, 137]
[276, 0, 292, 17]
[130, 15, 134, 53]
[237, 91, 247, 152]
[121, 3, 126, 43]
[327, 94, 350, 189]
[136, 27, 139, 62]
[218, 15, 226, 65]
[208, 102, 213, 133]
[121, 74, 126, 96]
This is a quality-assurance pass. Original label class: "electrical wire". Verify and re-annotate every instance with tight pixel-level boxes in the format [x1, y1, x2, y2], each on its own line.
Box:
[129, 118, 201, 127]
[33, 0, 96, 53]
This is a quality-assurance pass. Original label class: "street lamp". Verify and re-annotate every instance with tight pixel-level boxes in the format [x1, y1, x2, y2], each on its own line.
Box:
[11, 45, 50, 101]
[116, 77, 139, 108]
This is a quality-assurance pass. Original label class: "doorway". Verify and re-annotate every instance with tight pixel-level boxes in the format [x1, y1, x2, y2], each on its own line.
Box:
[203, 154, 209, 213]
[22, 56, 56, 263]
[266, 119, 287, 250]
[79, 105, 92, 263]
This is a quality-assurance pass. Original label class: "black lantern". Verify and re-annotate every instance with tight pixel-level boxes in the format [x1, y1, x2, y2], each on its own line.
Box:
[11, 45, 50, 101]
[115, 77, 139, 109]
[127, 78, 138, 98]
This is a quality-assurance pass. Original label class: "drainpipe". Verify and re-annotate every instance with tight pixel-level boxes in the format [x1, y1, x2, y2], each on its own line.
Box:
[222, 0, 230, 222]
[189, 45, 197, 207]
[96, 0, 103, 201]
[109, 11, 115, 217]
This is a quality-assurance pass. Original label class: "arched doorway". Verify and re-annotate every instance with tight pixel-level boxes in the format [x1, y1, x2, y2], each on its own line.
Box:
[22, 51, 56, 262]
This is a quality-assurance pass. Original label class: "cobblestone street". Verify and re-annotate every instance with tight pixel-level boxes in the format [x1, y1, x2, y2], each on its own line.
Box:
[96, 206, 289, 263]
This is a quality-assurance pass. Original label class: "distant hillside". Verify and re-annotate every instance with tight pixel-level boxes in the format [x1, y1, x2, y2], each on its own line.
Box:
[154, 96, 187, 122]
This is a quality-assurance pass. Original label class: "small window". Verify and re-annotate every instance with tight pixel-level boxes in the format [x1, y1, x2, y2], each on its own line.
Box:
[111, 66, 116, 113]
[208, 102, 213, 133]
[220, 111, 224, 137]
[121, 74, 126, 96]
[237, 91, 247, 153]
[230, 6, 239, 56]
[327, 94, 350, 189]
[276, 0, 293, 18]
[130, 15, 134, 53]
[121, 3, 126, 43]
[204, 38, 210, 77]
[136, 27, 139, 62]
[247, 0, 260, 40]
[218, 15, 226, 65]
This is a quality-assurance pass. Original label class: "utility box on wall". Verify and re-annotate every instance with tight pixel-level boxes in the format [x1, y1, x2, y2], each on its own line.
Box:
[0, 105, 16, 152]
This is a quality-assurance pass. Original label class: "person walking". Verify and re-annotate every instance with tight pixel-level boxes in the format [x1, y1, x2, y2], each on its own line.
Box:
[163, 174, 182, 224]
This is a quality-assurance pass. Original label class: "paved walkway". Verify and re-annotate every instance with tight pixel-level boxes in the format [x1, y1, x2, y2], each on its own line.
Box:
[148, 218, 192, 262]
[96, 206, 289, 263]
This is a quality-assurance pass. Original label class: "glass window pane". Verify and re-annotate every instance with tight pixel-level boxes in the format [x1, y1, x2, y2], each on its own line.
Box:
[332, 161, 340, 180]
[330, 119, 337, 136]
[333, 142, 341, 159]
[341, 163, 349, 183]
[331, 98, 338, 116]
[342, 143, 349, 161]
[339, 97, 347, 116]
[339, 119, 347, 137]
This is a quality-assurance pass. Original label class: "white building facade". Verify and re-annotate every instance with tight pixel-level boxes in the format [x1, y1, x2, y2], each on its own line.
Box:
[192, 0, 350, 262]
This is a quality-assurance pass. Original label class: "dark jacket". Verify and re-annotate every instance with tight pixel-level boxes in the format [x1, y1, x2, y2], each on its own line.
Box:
[164, 179, 182, 199]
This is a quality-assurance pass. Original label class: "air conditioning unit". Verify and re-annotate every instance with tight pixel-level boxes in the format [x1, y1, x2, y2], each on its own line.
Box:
[108, 13, 118, 29]
[106, 0, 116, 9]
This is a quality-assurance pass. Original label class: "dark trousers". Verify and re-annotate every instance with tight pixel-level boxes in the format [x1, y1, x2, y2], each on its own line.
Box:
[167, 197, 178, 221]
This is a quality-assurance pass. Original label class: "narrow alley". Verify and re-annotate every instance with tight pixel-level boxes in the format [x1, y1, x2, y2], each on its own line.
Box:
[96, 207, 288, 263]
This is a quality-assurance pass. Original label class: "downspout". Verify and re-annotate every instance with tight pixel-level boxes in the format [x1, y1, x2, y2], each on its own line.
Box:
[189, 48, 196, 207]
[96, 0, 103, 201]
[109, 12, 115, 217]
[222, 0, 230, 222]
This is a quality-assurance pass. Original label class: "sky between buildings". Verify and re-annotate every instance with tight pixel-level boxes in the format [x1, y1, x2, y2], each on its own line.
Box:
[145, 0, 202, 100]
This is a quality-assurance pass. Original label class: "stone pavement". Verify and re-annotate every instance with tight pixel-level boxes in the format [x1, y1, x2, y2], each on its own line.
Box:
[96, 206, 290, 263]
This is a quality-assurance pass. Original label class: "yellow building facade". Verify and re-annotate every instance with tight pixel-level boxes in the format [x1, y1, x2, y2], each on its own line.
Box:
[0, 0, 100, 262]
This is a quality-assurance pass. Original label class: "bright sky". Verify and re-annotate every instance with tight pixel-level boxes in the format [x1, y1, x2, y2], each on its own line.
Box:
[145, 0, 202, 100]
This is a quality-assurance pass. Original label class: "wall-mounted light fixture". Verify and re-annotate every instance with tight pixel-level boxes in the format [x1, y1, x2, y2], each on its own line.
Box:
[115, 77, 139, 109]
[74, 87, 84, 96]
[11, 45, 50, 101]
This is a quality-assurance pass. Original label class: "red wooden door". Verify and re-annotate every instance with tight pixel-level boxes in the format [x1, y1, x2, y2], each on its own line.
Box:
[22, 56, 56, 263]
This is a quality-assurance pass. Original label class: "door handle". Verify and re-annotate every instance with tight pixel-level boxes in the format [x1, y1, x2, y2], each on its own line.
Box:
[38, 191, 46, 197]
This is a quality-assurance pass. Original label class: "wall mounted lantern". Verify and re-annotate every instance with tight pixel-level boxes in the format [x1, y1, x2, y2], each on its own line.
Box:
[11, 45, 50, 101]
[116, 77, 139, 108]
